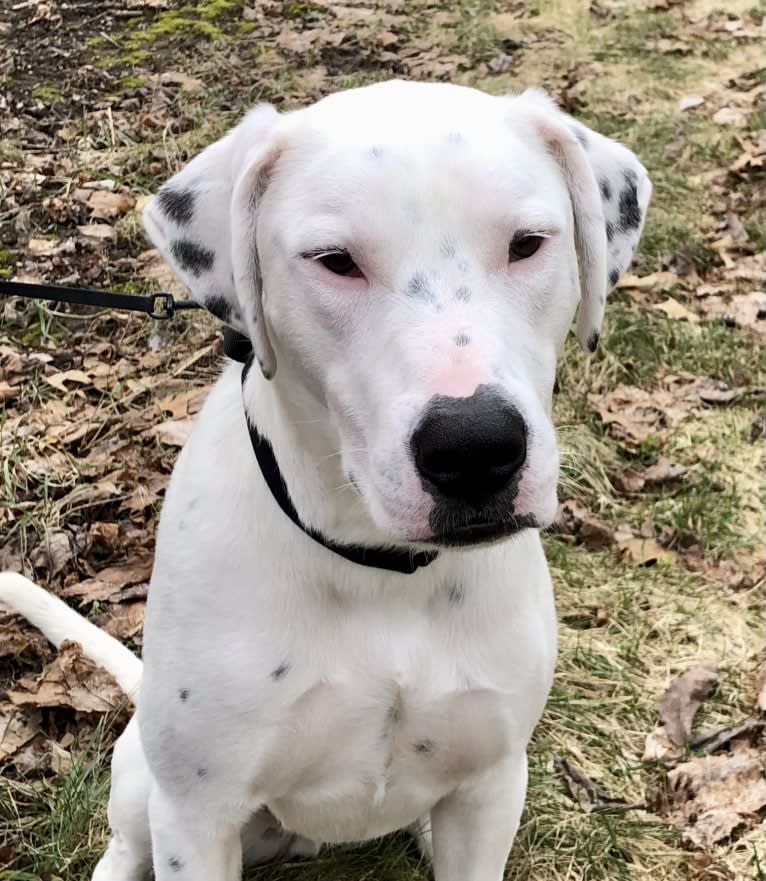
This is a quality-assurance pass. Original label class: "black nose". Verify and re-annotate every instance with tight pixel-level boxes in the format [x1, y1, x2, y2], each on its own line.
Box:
[411, 388, 527, 500]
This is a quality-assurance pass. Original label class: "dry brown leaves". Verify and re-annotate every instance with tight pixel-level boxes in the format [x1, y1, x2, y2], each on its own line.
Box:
[644, 666, 766, 849]
[588, 374, 754, 452]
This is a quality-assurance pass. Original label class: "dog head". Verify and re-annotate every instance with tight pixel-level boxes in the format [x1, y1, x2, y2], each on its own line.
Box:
[144, 80, 650, 548]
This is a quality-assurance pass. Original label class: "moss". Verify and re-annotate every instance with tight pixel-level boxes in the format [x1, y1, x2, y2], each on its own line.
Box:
[0, 249, 15, 278]
[31, 84, 63, 102]
[119, 75, 146, 89]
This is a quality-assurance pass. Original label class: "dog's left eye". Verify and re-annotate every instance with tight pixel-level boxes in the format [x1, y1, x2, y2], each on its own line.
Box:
[509, 234, 544, 262]
[316, 251, 364, 278]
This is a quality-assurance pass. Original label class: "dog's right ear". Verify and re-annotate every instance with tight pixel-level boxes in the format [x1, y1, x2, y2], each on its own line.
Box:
[143, 104, 281, 378]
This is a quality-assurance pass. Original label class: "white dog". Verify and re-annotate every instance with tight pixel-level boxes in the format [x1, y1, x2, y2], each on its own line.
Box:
[0, 80, 650, 881]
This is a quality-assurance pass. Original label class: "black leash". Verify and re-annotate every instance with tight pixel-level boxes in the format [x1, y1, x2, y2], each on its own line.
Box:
[0, 278, 202, 320]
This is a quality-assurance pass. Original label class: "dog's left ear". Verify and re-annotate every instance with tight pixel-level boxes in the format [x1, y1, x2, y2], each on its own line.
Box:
[511, 90, 652, 352]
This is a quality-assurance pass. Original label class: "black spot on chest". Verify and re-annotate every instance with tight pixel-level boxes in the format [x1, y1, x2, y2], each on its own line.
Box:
[455, 285, 471, 302]
[453, 334, 470, 347]
[157, 187, 196, 225]
[271, 662, 290, 681]
[608, 267, 620, 287]
[178, 688, 190, 702]
[171, 239, 215, 277]
[168, 856, 184, 872]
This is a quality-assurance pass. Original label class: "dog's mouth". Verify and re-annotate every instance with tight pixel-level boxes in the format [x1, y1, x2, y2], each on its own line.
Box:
[426, 514, 538, 548]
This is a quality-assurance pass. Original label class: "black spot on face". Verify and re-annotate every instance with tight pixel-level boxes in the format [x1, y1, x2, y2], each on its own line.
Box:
[179, 688, 190, 702]
[453, 333, 470, 347]
[618, 171, 641, 231]
[205, 294, 231, 323]
[609, 267, 620, 287]
[440, 238, 456, 258]
[171, 239, 215, 277]
[157, 187, 196, 225]
[414, 739, 435, 755]
[587, 331, 600, 353]
[406, 272, 435, 303]
[271, 662, 290, 681]
[599, 178, 612, 201]
[455, 285, 471, 302]
[168, 856, 184, 872]
[606, 221, 615, 243]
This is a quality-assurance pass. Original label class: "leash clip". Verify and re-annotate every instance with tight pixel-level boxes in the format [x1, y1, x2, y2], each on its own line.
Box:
[150, 294, 174, 319]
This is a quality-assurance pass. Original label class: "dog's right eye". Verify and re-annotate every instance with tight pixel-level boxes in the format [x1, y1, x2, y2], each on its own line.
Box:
[317, 251, 364, 278]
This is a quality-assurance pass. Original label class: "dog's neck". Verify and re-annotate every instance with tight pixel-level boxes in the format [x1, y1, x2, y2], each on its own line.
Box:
[240, 356, 419, 555]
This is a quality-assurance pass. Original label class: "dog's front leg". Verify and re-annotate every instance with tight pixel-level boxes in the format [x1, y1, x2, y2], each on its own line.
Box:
[430, 753, 528, 881]
[148, 785, 243, 881]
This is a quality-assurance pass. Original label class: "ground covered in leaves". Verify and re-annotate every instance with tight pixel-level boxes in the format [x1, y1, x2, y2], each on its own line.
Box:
[0, 0, 764, 879]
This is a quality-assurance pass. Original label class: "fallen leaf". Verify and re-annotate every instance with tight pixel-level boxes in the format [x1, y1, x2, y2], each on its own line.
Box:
[77, 223, 115, 240]
[86, 190, 135, 220]
[44, 368, 93, 392]
[0, 381, 19, 403]
[554, 500, 613, 549]
[61, 555, 153, 604]
[95, 601, 146, 641]
[618, 536, 676, 566]
[690, 718, 765, 755]
[554, 758, 644, 812]
[149, 417, 194, 447]
[149, 71, 205, 92]
[643, 458, 688, 485]
[653, 297, 700, 322]
[611, 468, 645, 494]
[659, 666, 719, 747]
[617, 270, 683, 291]
[0, 706, 42, 760]
[157, 387, 209, 420]
[7, 641, 130, 713]
[660, 749, 766, 848]
[29, 528, 73, 577]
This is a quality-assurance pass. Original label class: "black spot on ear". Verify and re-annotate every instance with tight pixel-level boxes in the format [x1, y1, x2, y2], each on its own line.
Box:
[414, 739, 435, 755]
[179, 688, 190, 702]
[618, 171, 641, 231]
[171, 239, 215, 277]
[609, 267, 620, 287]
[453, 334, 470, 347]
[168, 856, 184, 872]
[606, 221, 615, 243]
[205, 294, 231, 323]
[455, 286, 471, 302]
[406, 272, 435, 303]
[599, 178, 612, 201]
[197, 767, 208, 778]
[157, 187, 196, 225]
[587, 331, 600, 353]
[271, 662, 290, 681]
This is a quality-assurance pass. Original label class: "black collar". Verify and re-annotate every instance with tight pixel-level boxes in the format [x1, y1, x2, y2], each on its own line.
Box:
[224, 328, 438, 575]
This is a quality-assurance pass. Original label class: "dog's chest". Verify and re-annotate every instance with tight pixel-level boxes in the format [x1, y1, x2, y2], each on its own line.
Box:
[237, 588, 530, 843]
